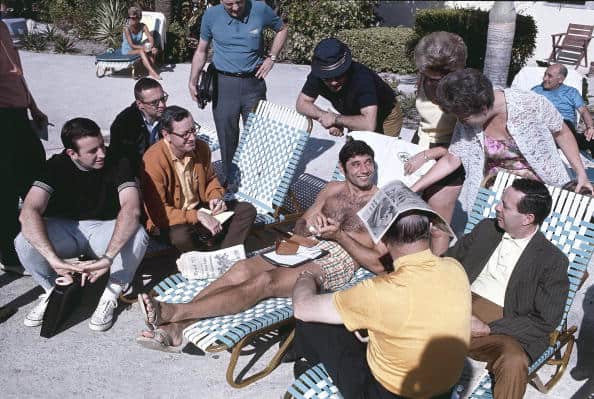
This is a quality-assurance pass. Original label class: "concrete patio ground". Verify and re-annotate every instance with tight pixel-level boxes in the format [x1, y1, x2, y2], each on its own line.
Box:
[1, 51, 593, 399]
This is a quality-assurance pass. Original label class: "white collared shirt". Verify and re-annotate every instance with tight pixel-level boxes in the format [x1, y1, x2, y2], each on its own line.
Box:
[143, 115, 159, 144]
[471, 226, 539, 307]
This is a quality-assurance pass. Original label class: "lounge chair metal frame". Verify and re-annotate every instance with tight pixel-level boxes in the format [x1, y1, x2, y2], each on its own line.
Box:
[152, 265, 373, 388]
[95, 11, 166, 78]
[284, 171, 594, 399]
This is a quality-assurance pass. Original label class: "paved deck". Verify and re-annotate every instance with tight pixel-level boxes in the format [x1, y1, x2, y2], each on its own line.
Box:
[1, 51, 593, 399]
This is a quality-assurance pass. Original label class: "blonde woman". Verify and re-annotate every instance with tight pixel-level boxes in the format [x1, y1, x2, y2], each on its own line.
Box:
[122, 6, 160, 80]
[404, 32, 467, 254]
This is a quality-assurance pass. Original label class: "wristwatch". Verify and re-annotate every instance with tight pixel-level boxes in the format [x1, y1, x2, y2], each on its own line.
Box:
[268, 54, 277, 62]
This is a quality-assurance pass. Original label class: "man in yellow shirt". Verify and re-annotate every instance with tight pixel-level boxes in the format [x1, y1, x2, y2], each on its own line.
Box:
[293, 204, 471, 398]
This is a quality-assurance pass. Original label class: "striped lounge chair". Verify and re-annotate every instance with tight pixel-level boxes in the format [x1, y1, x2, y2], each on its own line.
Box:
[284, 171, 594, 398]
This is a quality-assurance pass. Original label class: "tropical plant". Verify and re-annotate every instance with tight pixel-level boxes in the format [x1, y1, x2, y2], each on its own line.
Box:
[43, 24, 58, 41]
[53, 34, 76, 53]
[21, 32, 48, 52]
[483, 2, 516, 87]
[93, 0, 127, 49]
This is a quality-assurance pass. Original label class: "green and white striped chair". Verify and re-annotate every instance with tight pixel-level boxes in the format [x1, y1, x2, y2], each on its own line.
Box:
[461, 172, 594, 398]
[284, 171, 594, 399]
[152, 267, 373, 388]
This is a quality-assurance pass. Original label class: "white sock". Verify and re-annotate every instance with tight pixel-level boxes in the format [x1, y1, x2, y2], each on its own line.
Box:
[100, 280, 123, 302]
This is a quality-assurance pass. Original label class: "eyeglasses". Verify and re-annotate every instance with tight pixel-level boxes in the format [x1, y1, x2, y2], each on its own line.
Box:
[167, 122, 201, 140]
[140, 93, 168, 107]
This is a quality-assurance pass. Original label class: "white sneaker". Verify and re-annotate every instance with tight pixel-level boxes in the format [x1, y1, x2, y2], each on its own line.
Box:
[88, 298, 117, 331]
[24, 293, 50, 327]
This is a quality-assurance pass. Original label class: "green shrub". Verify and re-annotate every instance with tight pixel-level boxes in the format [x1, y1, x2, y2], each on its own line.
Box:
[22, 32, 48, 52]
[53, 34, 76, 53]
[93, 0, 127, 49]
[164, 21, 192, 64]
[276, 0, 377, 64]
[411, 8, 537, 84]
[43, 25, 58, 42]
[40, 0, 97, 39]
[336, 27, 416, 74]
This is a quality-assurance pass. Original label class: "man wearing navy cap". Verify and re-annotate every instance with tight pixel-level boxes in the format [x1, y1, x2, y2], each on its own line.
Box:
[296, 38, 402, 137]
[188, 0, 288, 189]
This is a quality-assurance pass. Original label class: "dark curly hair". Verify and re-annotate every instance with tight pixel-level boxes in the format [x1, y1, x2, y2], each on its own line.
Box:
[435, 68, 494, 118]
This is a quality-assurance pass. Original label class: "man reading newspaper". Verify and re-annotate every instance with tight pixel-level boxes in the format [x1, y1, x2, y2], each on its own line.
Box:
[292, 181, 470, 398]
[136, 139, 390, 352]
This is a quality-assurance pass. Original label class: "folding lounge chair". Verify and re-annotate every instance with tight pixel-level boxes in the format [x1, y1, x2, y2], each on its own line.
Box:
[95, 11, 166, 78]
[284, 171, 594, 399]
[460, 171, 594, 397]
[229, 100, 312, 229]
[152, 264, 373, 388]
[548, 23, 594, 69]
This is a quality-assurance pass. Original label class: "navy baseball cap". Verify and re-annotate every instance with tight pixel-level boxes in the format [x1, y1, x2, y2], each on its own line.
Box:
[311, 38, 352, 79]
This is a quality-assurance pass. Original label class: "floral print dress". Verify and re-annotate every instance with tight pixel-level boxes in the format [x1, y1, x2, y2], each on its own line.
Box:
[483, 135, 540, 187]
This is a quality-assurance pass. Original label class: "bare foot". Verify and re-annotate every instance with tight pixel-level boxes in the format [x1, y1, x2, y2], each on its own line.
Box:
[140, 293, 171, 326]
[140, 322, 185, 347]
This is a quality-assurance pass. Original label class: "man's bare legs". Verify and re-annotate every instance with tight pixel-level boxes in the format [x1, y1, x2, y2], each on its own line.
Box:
[140, 255, 323, 336]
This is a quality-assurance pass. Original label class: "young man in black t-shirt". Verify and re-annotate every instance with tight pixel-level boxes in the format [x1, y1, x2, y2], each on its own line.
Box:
[296, 38, 403, 137]
[15, 118, 149, 331]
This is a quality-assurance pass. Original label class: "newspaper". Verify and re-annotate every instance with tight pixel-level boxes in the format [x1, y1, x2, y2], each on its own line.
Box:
[176, 244, 246, 280]
[357, 180, 456, 245]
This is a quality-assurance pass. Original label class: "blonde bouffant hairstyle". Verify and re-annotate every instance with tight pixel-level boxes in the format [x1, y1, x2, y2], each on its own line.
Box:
[128, 6, 143, 19]
[414, 31, 467, 75]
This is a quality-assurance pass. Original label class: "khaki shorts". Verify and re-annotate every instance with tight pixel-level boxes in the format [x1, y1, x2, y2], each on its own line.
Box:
[314, 240, 357, 291]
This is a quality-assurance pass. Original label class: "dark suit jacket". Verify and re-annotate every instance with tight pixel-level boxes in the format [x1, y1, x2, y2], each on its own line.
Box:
[109, 102, 155, 173]
[445, 219, 569, 361]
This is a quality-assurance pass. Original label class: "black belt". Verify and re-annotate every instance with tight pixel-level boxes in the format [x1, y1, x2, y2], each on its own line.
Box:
[216, 68, 259, 78]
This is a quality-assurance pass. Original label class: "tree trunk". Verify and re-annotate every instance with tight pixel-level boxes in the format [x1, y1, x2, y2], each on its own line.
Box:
[154, 0, 172, 23]
[483, 2, 516, 87]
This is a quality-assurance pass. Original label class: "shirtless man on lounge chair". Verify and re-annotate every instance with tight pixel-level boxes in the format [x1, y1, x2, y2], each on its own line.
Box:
[137, 139, 386, 351]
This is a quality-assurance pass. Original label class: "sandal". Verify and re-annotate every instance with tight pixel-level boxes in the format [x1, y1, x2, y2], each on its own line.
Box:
[135, 329, 183, 353]
[137, 293, 162, 330]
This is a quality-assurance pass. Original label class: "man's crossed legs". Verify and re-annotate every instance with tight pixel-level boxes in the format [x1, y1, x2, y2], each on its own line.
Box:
[138, 240, 357, 349]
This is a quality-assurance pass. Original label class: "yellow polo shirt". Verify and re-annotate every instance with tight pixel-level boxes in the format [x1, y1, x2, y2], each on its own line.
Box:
[416, 88, 458, 147]
[333, 249, 471, 398]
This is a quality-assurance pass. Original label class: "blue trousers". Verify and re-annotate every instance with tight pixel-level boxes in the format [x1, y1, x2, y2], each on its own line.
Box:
[212, 73, 266, 185]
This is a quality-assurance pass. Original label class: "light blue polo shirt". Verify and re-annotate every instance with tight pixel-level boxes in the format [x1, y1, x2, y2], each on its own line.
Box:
[531, 83, 584, 126]
[200, 0, 283, 74]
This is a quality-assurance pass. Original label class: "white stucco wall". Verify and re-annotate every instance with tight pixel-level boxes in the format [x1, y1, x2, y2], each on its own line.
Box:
[446, 1, 594, 68]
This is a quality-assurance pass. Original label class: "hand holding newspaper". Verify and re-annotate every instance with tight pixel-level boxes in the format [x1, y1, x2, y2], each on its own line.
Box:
[357, 180, 456, 245]
[177, 244, 246, 280]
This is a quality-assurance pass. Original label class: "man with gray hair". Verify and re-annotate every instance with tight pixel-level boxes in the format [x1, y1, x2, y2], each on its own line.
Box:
[532, 63, 594, 155]
[292, 186, 471, 398]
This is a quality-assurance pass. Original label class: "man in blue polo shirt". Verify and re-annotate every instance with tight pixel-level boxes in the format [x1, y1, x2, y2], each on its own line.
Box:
[296, 38, 403, 137]
[188, 0, 288, 189]
[532, 63, 594, 155]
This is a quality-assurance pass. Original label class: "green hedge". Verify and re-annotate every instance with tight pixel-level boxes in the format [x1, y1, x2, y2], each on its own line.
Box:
[276, 0, 377, 64]
[336, 27, 416, 74]
[411, 8, 537, 84]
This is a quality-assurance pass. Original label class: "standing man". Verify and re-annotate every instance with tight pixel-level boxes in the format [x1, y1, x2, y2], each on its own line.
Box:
[296, 38, 403, 137]
[0, 20, 47, 275]
[142, 106, 256, 252]
[16, 118, 148, 331]
[188, 0, 288, 189]
[532, 63, 594, 155]
[109, 77, 168, 173]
